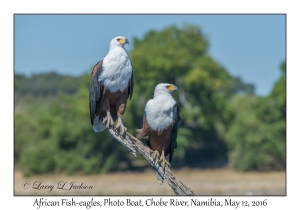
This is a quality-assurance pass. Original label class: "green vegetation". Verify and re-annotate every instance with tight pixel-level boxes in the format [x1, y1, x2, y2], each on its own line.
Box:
[14, 25, 286, 176]
[225, 62, 286, 171]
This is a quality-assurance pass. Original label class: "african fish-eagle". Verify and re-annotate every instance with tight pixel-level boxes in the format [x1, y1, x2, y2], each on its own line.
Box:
[89, 36, 134, 135]
[136, 83, 181, 168]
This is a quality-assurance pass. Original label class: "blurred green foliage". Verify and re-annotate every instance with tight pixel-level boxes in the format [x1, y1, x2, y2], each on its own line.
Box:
[14, 25, 286, 176]
[225, 62, 286, 171]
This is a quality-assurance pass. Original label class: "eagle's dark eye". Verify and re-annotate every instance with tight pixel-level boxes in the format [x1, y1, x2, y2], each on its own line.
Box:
[117, 38, 120, 41]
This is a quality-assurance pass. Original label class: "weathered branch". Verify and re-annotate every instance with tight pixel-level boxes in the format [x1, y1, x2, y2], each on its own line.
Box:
[106, 126, 195, 196]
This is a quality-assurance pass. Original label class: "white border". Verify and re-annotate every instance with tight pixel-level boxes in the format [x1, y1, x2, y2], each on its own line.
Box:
[2, 0, 298, 209]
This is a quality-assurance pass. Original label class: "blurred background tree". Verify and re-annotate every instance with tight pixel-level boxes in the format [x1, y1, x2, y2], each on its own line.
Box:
[14, 25, 286, 176]
[224, 62, 286, 171]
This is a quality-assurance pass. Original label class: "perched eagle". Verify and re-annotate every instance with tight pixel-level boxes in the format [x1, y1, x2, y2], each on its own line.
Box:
[89, 36, 134, 135]
[136, 83, 181, 168]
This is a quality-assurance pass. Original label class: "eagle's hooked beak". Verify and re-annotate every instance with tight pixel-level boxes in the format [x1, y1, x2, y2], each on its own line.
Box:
[166, 84, 178, 91]
[125, 38, 129, 45]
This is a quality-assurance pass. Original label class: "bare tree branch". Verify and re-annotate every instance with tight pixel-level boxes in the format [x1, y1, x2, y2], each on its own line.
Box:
[106, 126, 195, 196]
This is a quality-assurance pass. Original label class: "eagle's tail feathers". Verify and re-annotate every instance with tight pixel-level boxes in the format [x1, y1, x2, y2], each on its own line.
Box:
[93, 116, 106, 132]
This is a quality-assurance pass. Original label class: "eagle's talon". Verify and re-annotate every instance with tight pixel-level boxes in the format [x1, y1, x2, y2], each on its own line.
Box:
[103, 112, 114, 128]
[161, 159, 170, 168]
[116, 125, 127, 135]
[150, 150, 160, 161]
[158, 151, 170, 169]
[115, 118, 127, 135]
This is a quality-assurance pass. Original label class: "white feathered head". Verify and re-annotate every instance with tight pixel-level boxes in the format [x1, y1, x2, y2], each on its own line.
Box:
[154, 83, 178, 97]
[110, 36, 129, 48]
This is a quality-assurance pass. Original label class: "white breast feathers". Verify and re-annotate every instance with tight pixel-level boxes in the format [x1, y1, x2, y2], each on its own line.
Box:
[145, 95, 176, 131]
[99, 47, 132, 92]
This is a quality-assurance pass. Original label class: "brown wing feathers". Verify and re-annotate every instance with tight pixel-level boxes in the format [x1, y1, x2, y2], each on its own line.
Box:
[128, 62, 134, 100]
[89, 60, 103, 125]
[169, 103, 181, 164]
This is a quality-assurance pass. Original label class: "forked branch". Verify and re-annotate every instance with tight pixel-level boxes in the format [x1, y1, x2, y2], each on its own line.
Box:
[107, 127, 195, 196]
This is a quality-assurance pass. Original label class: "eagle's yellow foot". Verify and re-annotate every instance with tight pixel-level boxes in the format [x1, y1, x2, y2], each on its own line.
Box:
[103, 111, 114, 128]
[158, 151, 170, 168]
[150, 150, 160, 160]
[115, 117, 127, 135]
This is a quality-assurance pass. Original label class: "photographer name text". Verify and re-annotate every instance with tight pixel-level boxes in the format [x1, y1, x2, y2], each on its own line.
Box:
[23, 181, 93, 192]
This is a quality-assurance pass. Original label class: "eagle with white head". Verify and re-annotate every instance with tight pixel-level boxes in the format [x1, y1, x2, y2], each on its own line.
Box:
[136, 83, 181, 168]
[89, 36, 134, 135]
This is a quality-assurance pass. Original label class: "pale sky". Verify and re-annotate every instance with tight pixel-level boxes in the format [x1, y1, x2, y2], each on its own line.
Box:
[14, 14, 286, 96]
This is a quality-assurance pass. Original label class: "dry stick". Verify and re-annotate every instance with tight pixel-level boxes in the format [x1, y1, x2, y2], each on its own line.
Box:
[106, 126, 195, 196]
